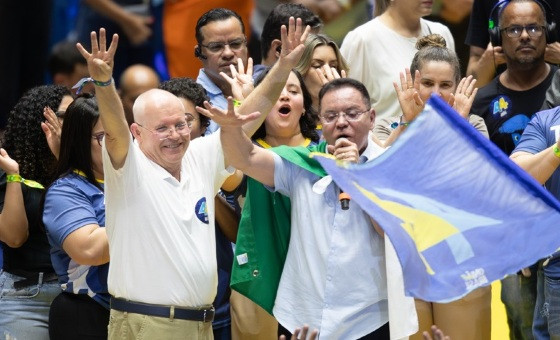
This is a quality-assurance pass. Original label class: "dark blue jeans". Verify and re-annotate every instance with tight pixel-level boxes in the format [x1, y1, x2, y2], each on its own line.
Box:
[501, 265, 538, 340]
[534, 256, 560, 339]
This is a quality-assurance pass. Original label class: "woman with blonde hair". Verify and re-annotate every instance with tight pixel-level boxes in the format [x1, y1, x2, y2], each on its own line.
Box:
[294, 33, 349, 118]
[377, 34, 490, 340]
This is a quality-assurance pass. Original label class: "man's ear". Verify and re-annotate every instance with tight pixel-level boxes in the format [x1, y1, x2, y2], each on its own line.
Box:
[271, 39, 282, 59]
[130, 123, 141, 140]
[368, 108, 376, 130]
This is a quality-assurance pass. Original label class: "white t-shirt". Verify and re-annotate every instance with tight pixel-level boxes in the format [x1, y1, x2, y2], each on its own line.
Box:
[341, 17, 455, 121]
[103, 132, 231, 307]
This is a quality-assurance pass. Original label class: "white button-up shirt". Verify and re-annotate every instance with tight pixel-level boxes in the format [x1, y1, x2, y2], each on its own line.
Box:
[272, 141, 389, 339]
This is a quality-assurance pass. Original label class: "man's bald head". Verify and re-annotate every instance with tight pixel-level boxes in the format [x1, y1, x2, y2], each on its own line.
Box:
[119, 64, 160, 125]
[132, 88, 185, 125]
[131, 89, 190, 177]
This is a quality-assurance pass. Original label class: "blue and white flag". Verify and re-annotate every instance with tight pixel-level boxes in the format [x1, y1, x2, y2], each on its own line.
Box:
[313, 95, 560, 303]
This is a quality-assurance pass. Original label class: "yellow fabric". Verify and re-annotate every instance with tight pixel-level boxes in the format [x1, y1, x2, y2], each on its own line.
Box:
[492, 280, 509, 339]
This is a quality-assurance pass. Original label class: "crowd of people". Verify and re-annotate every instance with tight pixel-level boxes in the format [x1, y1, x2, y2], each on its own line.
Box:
[1, 0, 560, 339]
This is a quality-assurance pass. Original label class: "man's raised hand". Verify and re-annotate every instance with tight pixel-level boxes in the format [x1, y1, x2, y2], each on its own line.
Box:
[76, 28, 119, 82]
[196, 97, 261, 130]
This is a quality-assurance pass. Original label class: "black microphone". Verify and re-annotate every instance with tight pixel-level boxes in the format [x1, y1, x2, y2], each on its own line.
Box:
[339, 190, 350, 210]
[335, 137, 351, 210]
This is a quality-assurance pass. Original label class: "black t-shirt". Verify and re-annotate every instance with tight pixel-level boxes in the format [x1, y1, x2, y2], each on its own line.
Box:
[471, 65, 558, 155]
[465, 0, 560, 49]
[0, 171, 54, 273]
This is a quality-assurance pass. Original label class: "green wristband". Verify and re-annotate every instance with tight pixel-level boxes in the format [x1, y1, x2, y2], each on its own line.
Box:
[553, 145, 560, 158]
[6, 174, 44, 189]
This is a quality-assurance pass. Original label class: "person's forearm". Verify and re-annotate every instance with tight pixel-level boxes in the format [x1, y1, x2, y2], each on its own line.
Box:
[240, 61, 294, 137]
[467, 54, 497, 88]
[221, 126, 254, 173]
[0, 183, 28, 247]
[221, 126, 276, 187]
[511, 148, 560, 184]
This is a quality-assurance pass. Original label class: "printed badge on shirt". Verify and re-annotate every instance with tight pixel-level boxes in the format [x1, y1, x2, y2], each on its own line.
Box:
[195, 197, 209, 224]
[491, 95, 511, 118]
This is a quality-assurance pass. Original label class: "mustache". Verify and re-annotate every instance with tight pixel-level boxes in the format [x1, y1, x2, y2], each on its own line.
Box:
[516, 43, 536, 51]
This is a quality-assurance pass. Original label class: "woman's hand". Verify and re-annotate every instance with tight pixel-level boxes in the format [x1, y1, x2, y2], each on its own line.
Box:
[316, 64, 346, 85]
[220, 58, 254, 100]
[41, 106, 62, 159]
[278, 17, 311, 68]
[393, 68, 424, 123]
[0, 148, 19, 175]
[450, 75, 477, 119]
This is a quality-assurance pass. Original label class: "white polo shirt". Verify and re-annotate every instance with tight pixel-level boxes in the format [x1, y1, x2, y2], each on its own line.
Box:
[272, 141, 389, 339]
[103, 132, 231, 307]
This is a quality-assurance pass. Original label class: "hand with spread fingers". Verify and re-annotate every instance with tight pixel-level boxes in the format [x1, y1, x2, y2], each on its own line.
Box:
[394, 68, 424, 123]
[316, 64, 346, 85]
[279, 325, 319, 340]
[41, 106, 63, 159]
[450, 75, 478, 119]
[76, 28, 119, 82]
[279, 16, 312, 67]
[220, 57, 255, 101]
[423, 325, 451, 340]
[196, 97, 261, 130]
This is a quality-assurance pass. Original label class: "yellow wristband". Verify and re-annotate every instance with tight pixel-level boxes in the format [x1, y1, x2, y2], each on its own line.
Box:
[233, 99, 242, 107]
[553, 145, 560, 158]
[6, 174, 23, 183]
[6, 174, 44, 189]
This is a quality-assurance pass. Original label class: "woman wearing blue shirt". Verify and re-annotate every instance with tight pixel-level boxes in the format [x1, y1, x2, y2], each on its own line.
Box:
[43, 94, 109, 339]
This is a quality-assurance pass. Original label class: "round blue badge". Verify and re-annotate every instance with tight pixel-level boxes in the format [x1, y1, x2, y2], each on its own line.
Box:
[195, 197, 209, 224]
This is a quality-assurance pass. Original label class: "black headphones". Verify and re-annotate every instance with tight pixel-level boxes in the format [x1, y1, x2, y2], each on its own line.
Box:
[488, 0, 558, 46]
[194, 45, 207, 60]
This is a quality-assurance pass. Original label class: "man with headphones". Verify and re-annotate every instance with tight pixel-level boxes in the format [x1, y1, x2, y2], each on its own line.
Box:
[465, 0, 560, 88]
[194, 8, 253, 135]
[470, 1, 558, 338]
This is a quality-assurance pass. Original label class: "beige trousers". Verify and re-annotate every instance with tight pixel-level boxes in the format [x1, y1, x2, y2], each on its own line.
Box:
[108, 309, 213, 340]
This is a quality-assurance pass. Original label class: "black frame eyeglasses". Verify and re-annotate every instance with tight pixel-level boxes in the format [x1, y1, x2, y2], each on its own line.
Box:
[501, 24, 545, 38]
[200, 37, 247, 54]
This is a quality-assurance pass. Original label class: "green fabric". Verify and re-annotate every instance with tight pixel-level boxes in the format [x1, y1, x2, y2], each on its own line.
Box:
[230, 142, 327, 314]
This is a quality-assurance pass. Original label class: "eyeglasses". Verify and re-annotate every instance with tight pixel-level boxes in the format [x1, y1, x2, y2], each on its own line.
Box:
[200, 38, 247, 54]
[92, 132, 105, 146]
[320, 110, 368, 124]
[137, 114, 194, 140]
[501, 25, 545, 38]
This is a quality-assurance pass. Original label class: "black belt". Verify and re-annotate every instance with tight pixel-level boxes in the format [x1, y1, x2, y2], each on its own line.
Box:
[110, 297, 214, 322]
[7, 270, 59, 290]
